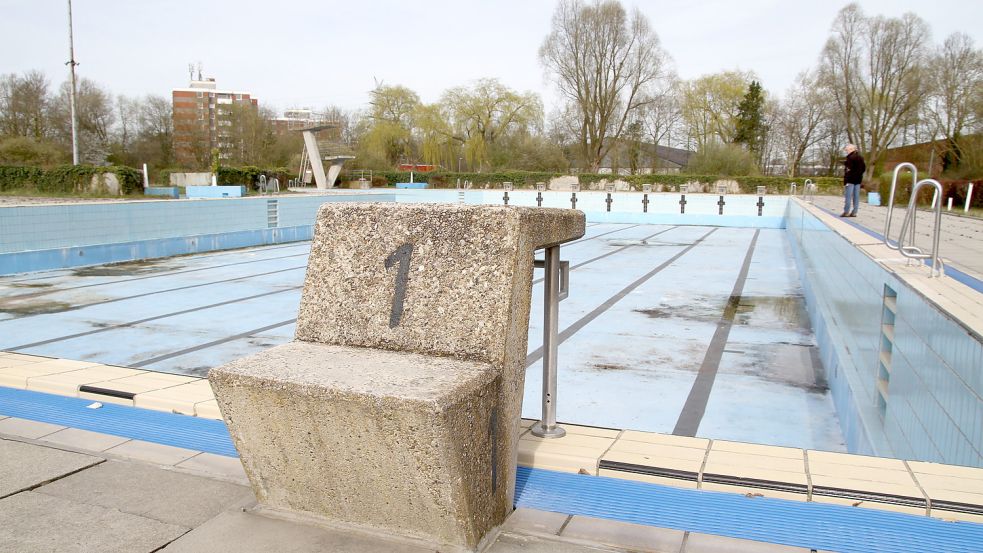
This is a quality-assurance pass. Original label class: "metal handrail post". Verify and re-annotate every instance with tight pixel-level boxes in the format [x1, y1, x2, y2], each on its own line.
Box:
[897, 178, 945, 278]
[886, 163, 918, 252]
[531, 244, 565, 438]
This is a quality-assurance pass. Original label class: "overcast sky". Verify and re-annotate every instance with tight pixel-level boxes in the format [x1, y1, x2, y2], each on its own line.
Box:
[2, 0, 981, 115]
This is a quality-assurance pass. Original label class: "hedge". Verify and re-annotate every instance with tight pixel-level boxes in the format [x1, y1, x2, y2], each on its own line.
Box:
[344, 170, 843, 195]
[216, 166, 291, 189]
[0, 164, 142, 194]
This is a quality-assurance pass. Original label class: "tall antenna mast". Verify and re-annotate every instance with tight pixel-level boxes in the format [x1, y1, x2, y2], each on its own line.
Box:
[66, 0, 80, 165]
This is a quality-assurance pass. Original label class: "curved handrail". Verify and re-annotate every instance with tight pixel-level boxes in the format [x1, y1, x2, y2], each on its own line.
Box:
[897, 178, 945, 277]
[803, 179, 816, 203]
[885, 163, 918, 252]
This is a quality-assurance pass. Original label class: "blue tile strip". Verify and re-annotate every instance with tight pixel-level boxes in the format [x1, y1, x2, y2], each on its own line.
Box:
[0, 386, 237, 456]
[818, 206, 983, 294]
[515, 466, 983, 553]
[2, 386, 982, 551]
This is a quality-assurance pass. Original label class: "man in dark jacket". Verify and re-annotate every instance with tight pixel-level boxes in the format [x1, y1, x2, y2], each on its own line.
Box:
[842, 144, 866, 217]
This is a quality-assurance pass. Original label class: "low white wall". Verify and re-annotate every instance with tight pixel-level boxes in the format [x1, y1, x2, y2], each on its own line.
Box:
[169, 172, 213, 187]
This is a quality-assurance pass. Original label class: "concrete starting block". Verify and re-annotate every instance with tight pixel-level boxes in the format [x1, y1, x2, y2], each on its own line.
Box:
[209, 203, 584, 550]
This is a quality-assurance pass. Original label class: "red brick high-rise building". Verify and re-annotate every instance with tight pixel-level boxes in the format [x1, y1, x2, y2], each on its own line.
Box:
[172, 78, 258, 168]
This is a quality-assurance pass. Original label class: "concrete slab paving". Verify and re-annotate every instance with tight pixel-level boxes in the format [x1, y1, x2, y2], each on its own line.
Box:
[501, 507, 571, 535]
[104, 438, 200, 465]
[0, 490, 188, 553]
[0, 416, 65, 439]
[36, 459, 256, 528]
[159, 510, 435, 553]
[40, 426, 131, 451]
[175, 451, 248, 484]
[561, 515, 686, 552]
[489, 532, 614, 552]
[683, 531, 815, 552]
[0, 437, 102, 498]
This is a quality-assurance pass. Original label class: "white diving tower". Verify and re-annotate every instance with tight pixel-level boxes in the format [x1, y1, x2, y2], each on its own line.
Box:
[293, 118, 354, 189]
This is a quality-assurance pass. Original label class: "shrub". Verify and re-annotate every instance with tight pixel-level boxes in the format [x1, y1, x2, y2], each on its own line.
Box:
[216, 166, 292, 190]
[687, 143, 760, 176]
[0, 137, 64, 167]
[0, 164, 141, 194]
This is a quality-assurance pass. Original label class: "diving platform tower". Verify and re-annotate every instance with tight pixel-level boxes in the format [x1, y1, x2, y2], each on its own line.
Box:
[292, 115, 354, 189]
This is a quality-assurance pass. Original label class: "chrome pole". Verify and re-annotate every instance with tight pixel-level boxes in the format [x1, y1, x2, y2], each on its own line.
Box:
[532, 244, 565, 438]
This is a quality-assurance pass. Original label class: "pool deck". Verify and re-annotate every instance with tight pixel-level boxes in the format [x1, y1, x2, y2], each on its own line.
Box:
[813, 195, 983, 283]
[2, 424, 835, 553]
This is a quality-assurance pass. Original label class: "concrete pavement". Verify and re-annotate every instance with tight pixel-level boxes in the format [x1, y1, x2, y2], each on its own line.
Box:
[0, 425, 815, 553]
[812, 196, 983, 282]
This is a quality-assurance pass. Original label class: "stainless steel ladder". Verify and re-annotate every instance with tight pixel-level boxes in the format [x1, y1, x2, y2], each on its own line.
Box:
[884, 163, 944, 277]
[803, 179, 816, 203]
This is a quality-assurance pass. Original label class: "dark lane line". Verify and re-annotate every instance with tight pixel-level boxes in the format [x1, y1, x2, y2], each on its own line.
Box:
[1, 241, 312, 284]
[533, 227, 677, 285]
[0, 265, 307, 321]
[2, 250, 310, 301]
[5, 286, 302, 351]
[525, 227, 718, 368]
[672, 229, 761, 437]
[131, 319, 297, 368]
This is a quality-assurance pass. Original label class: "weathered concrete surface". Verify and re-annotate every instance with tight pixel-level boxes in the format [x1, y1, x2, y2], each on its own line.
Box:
[0, 437, 102, 498]
[294, 204, 586, 361]
[37, 459, 256, 528]
[212, 342, 501, 547]
[0, 491, 188, 553]
[211, 203, 584, 550]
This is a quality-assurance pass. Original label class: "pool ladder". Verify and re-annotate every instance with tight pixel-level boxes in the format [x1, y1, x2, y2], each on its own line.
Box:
[802, 179, 816, 203]
[883, 163, 944, 277]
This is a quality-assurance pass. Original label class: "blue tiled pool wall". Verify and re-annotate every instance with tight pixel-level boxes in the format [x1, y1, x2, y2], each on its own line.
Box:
[0, 192, 790, 275]
[786, 200, 983, 467]
[395, 189, 788, 228]
[0, 194, 392, 275]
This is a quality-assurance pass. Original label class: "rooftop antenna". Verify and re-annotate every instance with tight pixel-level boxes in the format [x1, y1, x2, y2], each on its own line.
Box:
[197, 62, 203, 81]
[188, 63, 195, 82]
[66, 0, 79, 165]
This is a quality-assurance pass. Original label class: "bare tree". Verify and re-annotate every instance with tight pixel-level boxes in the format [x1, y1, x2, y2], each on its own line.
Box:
[540, 0, 669, 172]
[114, 95, 139, 156]
[642, 75, 683, 170]
[0, 70, 51, 140]
[924, 32, 983, 171]
[772, 72, 831, 177]
[820, 3, 930, 181]
[50, 78, 114, 164]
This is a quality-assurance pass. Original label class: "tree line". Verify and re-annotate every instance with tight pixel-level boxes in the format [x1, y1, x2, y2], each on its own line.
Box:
[1, 1, 980, 183]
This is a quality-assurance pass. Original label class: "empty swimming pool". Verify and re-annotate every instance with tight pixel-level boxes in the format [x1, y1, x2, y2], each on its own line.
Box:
[0, 222, 845, 453]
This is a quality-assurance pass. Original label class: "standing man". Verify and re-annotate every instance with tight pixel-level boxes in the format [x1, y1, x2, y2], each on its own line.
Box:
[842, 144, 866, 217]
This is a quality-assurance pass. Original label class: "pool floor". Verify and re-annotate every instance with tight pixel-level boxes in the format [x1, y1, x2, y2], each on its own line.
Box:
[0, 223, 846, 453]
